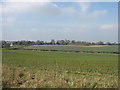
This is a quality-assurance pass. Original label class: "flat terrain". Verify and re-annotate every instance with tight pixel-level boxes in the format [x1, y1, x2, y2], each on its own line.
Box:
[23, 45, 118, 53]
[2, 49, 118, 88]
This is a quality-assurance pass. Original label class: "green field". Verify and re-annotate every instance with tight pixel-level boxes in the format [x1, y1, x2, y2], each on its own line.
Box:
[2, 49, 118, 88]
[24, 45, 119, 53]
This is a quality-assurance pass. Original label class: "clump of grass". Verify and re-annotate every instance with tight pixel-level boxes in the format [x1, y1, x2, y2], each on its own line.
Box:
[19, 73, 24, 78]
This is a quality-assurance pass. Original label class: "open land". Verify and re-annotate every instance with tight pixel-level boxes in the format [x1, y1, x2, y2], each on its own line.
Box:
[2, 45, 118, 88]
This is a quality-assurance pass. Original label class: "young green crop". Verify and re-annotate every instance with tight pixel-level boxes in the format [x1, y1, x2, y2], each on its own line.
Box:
[2, 50, 118, 88]
[25, 45, 118, 52]
[3, 50, 118, 75]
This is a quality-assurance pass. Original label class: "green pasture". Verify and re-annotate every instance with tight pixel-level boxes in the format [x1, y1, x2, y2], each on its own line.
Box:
[2, 50, 118, 88]
[3, 50, 118, 75]
[26, 45, 118, 52]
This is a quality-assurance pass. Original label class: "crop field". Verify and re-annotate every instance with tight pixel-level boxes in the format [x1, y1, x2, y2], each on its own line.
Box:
[23, 45, 119, 53]
[2, 49, 118, 88]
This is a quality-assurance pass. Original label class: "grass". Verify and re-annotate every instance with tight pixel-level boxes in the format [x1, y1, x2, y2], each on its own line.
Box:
[2, 50, 118, 88]
[24, 45, 119, 52]
[10, 45, 29, 49]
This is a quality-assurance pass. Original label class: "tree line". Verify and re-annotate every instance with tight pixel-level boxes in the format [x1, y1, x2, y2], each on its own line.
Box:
[1, 39, 119, 48]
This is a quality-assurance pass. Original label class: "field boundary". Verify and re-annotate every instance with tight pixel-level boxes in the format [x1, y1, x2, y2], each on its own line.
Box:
[9, 48, 120, 54]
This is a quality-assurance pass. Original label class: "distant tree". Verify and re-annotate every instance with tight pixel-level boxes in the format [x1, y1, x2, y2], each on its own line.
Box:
[65, 39, 70, 45]
[50, 39, 56, 45]
[60, 40, 66, 45]
[36, 40, 44, 45]
[106, 42, 112, 45]
[12, 41, 17, 45]
[0, 41, 2, 48]
[44, 42, 48, 45]
[40, 41, 44, 45]
[4, 43, 10, 49]
[97, 41, 104, 45]
[2, 41, 6, 48]
[36, 40, 41, 45]
[91, 42, 95, 45]
[56, 40, 66, 45]
[71, 40, 76, 44]
[56, 40, 60, 45]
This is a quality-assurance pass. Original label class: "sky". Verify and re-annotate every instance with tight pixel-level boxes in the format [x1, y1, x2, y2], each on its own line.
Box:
[0, 0, 118, 42]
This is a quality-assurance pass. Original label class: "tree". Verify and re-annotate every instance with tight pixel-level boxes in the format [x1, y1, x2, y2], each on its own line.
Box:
[106, 42, 112, 45]
[97, 41, 104, 45]
[3, 43, 10, 49]
[65, 39, 70, 45]
[50, 39, 55, 45]
[71, 40, 76, 44]
[56, 40, 60, 45]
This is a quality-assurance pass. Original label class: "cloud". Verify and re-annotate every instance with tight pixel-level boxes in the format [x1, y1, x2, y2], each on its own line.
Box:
[91, 10, 107, 17]
[35, 3, 62, 15]
[100, 24, 117, 30]
[31, 28, 38, 33]
[2, 0, 51, 2]
[4, 17, 16, 23]
[2, 0, 119, 3]
[78, 2, 108, 18]
[1, 1, 108, 19]
[1, 1, 116, 42]
[2, 17, 17, 26]
[79, 2, 90, 14]
[2, 3, 47, 14]
[1, 0, 53, 14]
[61, 7, 77, 15]
[1, 1, 78, 16]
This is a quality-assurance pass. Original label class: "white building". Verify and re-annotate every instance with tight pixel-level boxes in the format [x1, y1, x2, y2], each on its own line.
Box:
[10, 43, 13, 47]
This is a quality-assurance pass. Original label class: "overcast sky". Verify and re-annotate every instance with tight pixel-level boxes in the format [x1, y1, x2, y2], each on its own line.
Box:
[0, 0, 118, 42]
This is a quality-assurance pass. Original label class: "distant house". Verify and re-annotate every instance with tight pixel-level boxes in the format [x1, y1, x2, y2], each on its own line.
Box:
[10, 43, 13, 47]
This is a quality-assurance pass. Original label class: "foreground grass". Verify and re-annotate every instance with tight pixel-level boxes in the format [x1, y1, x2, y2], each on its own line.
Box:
[2, 50, 118, 88]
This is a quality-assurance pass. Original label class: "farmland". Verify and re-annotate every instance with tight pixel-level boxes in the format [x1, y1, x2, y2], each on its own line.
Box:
[23, 45, 119, 53]
[2, 45, 118, 88]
